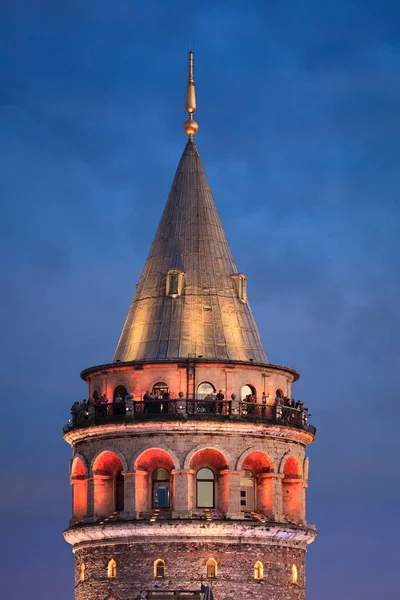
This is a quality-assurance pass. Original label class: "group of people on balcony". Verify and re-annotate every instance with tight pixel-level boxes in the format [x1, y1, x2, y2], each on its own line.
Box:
[69, 388, 309, 428]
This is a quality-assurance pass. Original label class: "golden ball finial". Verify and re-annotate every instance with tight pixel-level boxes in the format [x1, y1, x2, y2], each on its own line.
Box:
[183, 119, 199, 136]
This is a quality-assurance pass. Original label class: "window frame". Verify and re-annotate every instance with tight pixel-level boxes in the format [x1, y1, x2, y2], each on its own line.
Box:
[166, 269, 184, 297]
[152, 468, 171, 509]
[196, 467, 215, 509]
[154, 559, 166, 579]
[206, 558, 217, 579]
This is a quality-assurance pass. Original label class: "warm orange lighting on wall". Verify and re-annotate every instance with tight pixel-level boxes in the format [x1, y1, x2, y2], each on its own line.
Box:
[206, 558, 217, 579]
[292, 564, 298, 584]
[108, 558, 117, 578]
[254, 560, 264, 580]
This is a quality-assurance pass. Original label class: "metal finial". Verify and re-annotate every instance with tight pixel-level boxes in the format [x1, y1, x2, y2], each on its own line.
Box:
[183, 51, 199, 137]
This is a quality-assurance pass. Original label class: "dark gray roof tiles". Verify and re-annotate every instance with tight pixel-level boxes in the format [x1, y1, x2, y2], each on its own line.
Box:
[113, 139, 268, 364]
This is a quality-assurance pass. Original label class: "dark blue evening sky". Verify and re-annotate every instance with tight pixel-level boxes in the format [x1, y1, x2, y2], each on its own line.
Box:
[0, 1, 399, 598]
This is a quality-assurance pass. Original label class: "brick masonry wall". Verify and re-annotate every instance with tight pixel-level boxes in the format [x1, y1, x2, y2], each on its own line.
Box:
[75, 542, 305, 600]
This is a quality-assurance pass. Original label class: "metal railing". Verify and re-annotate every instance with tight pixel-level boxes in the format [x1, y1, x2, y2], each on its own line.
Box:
[63, 399, 315, 435]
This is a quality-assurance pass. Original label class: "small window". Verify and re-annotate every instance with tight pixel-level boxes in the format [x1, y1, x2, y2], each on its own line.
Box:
[254, 561, 264, 581]
[152, 468, 170, 508]
[292, 564, 298, 584]
[154, 559, 166, 579]
[206, 558, 217, 579]
[108, 558, 117, 579]
[197, 468, 215, 508]
[166, 270, 184, 297]
[231, 273, 247, 302]
[240, 469, 255, 510]
[79, 562, 85, 582]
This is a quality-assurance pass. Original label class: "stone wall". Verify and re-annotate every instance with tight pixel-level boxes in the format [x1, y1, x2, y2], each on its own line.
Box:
[75, 541, 306, 600]
[83, 361, 296, 403]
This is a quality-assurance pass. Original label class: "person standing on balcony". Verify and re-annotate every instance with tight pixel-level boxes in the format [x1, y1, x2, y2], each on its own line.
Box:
[216, 390, 225, 414]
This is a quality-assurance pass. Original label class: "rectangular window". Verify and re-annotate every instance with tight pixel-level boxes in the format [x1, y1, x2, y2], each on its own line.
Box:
[197, 481, 214, 508]
[169, 274, 179, 295]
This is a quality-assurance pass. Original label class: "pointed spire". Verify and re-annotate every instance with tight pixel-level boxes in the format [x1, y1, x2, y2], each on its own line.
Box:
[183, 51, 199, 138]
[112, 55, 268, 365]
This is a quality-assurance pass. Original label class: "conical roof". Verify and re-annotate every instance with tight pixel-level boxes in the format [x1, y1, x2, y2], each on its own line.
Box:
[113, 139, 268, 364]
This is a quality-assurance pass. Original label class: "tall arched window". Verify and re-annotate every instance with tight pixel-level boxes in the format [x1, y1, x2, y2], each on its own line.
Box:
[292, 564, 298, 584]
[197, 382, 215, 399]
[240, 469, 255, 510]
[241, 384, 256, 400]
[197, 468, 214, 508]
[154, 559, 166, 579]
[206, 558, 217, 579]
[113, 385, 127, 400]
[79, 562, 85, 582]
[152, 382, 169, 396]
[152, 468, 170, 508]
[166, 269, 184, 296]
[254, 561, 263, 581]
[107, 558, 117, 579]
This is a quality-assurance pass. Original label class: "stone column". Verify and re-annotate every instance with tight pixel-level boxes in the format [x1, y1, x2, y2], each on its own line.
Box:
[83, 477, 95, 522]
[257, 472, 274, 519]
[122, 472, 136, 518]
[171, 470, 192, 518]
[225, 470, 242, 519]
[272, 474, 284, 521]
[300, 481, 307, 524]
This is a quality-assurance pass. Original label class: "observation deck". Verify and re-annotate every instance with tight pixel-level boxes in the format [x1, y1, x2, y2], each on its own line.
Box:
[63, 399, 316, 436]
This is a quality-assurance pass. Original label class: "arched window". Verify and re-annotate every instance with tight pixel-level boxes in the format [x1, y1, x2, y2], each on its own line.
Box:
[197, 382, 215, 400]
[152, 382, 169, 396]
[113, 385, 127, 400]
[152, 468, 170, 508]
[241, 384, 256, 400]
[254, 561, 263, 581]
[276, 388, 284, 399]
[79, 562, 85, 582]
[154, 559, 166, 579]
[292, 564, 298, 584]
[197, 468, 214, 508]
[240, 469, 255, 510]
[107, 558, 117, 579]
[206, 558, 217, 579]
[92, 390, 99, 400]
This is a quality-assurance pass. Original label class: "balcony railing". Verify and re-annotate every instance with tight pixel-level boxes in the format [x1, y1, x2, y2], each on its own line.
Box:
[63, 399, 316, 435]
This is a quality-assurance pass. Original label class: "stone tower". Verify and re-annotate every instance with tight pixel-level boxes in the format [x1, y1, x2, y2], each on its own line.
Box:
[63, 53, 317, 600]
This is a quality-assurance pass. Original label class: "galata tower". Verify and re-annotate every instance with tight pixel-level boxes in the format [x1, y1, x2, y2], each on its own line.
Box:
[63, 52, 317, 600]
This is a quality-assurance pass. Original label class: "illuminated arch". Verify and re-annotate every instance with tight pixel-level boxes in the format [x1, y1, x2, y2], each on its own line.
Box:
[236, 448, 275, 472]
[282, 455, 303, 523]
[71, 457, 87, 520]
[183, 444, 232, 470]
[79, 562, 85, 582]
[92, 452, 125, 516]
[131, 445, 180, 471]
[279, 452, 303, 477]
[91, 448, 128, 473]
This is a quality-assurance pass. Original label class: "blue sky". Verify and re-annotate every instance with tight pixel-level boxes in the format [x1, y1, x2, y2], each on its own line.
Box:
[0, 1, 399, 598]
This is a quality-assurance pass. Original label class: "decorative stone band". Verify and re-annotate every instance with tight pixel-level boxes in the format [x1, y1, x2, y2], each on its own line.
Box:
[64, 419, 315, 446]
[64, 520, 317, 551]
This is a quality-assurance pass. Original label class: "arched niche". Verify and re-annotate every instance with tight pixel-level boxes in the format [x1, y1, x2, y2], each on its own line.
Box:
[71, 457, 87, 520]
[134, 448, 176, 512]
[241, 451, 274, 518]
[282, 455, 302, 523]
[92, 451, 125, 517]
